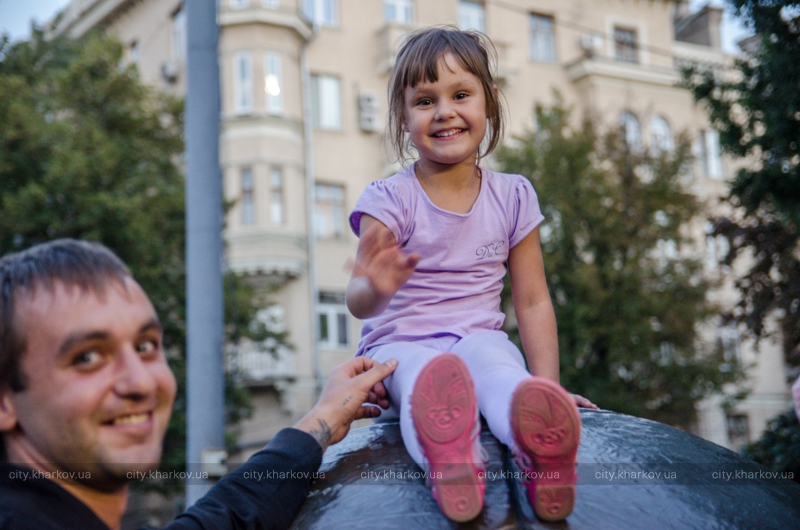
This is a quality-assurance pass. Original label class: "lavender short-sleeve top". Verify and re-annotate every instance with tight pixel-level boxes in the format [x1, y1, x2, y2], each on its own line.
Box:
[349, 165, 544, 356]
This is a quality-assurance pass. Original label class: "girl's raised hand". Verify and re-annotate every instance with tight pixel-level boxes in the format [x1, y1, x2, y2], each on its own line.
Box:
[354, 221, 420, 297]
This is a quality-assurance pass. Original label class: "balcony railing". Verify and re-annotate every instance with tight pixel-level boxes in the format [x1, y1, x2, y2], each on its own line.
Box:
[227, 341, 296, 385]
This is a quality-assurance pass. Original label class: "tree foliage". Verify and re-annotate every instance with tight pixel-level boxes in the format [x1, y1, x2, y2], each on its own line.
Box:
[0, 29, 284, 477]
[497, 102, 742, 427]
[683, 0, 800, 368]
[744, 410, 800, 484]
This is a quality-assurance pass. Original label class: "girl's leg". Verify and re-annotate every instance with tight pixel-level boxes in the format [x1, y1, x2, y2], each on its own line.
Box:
[450, 330, 529, 450]
[452, 331, 581, 522]
[368, 340, 484, 522]
[366, 342, 442, 465]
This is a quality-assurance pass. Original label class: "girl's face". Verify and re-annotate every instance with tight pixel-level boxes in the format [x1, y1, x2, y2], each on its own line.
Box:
[402, 53, 488, 170]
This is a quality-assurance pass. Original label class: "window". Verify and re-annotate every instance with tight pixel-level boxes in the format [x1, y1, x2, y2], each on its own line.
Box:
[699, 130, 723, 179]
[620, 111, 642, 152]
[303, 0, 338, 26]
[262, 0, 279, 7]
[269, 167, 284, 225]
[314, 183, 344, 238]
[718, 324, 741, 363]
[317, 292, 348, 347]
[726, 414, 750, 452]
[529, 13, 556, 63]
[614, 27, 638, 63]
[311, 74, 342, 130]
[234, 53, 253, 114]
[241, 168, 255, 225]
[458, 1, 485, 32]
[649, 115, 673, 154]
[171, 8, 186, 62]
[384, 0, 413, 24]
[230, 0, 249, 7]
[128, 41, 140, 65]
[264, 53, 282, 114]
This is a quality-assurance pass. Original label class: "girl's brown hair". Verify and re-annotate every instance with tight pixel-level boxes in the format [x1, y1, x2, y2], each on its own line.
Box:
[387, 26, 506, 165]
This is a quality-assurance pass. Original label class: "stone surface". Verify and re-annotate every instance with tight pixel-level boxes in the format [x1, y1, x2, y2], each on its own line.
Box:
[290, 409, 800, 529]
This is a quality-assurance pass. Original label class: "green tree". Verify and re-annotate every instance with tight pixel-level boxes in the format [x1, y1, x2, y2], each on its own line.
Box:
[743, 411, 800, 484]
[497, 102, 742, 427]
[0, 29, 285, 478]
[683, 0, 800, 368]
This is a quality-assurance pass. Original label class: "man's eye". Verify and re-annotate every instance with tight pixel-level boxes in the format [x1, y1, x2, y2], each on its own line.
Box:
[74, 350, 102, 367]
[136, 340, 158, 355]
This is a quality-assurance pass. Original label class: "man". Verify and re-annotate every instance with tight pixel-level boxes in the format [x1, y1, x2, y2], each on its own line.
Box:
[0, 239, 397, 530]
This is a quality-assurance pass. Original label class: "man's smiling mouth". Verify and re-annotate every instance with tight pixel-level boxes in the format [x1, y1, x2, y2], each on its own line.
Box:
[107, 413, 150, 425]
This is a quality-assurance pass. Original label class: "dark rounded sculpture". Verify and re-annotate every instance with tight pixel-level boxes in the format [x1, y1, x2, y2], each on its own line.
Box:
[290, 409, 800, 529]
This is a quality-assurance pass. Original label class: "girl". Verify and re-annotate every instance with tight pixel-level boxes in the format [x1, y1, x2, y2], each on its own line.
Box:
[346, 27, 596, 523]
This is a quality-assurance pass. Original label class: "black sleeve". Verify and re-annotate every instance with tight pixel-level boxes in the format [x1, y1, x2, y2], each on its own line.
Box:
[162, 428, 323, 530]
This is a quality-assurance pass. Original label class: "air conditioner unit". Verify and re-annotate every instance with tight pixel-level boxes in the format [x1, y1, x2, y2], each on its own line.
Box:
[161, 59, 180, 83]
[360, 112, 381, 133]
[580, 34, 603, 54]
[358, 91, 379, 111]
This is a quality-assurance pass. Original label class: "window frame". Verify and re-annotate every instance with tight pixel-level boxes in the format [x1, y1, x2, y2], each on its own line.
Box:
[384, 0, 414, 24]
[269, 166, 284, 225]
[317, 292, 349, 348]
[311, 74, 343, 130]
[620, 111, 643, 152]
[614, 26, 638, 63]
[264, 52, 283, 115]
[241, 167, 255, 226]
[458, 0, 485, 32]
[233, 52, 254, 115]
[313, 182, 345, 239]
[529, 12, 556, 63]
[303, 0, 338, 27]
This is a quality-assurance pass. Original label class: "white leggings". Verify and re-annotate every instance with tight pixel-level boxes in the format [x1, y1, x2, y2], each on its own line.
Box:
[366, 330, 532, 467]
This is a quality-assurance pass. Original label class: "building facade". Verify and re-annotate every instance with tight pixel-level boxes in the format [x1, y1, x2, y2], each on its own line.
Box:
[52, 0, 793, 463]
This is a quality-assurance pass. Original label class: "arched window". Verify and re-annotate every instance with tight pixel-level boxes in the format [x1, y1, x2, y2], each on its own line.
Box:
[649, 115, 674, 153]
[620, 111, 642, 152]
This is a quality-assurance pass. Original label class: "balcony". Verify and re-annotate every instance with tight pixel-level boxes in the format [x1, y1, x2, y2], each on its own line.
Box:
[227, 340, 296, 386]
[376, 22, 417, 76]
[566, 55, 679, 88]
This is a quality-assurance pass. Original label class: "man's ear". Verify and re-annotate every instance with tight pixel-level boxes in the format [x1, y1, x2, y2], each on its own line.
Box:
[0, 389, 18, 433]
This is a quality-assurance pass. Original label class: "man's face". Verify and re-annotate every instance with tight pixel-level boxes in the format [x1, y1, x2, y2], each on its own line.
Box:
[0, 278, 177, 487]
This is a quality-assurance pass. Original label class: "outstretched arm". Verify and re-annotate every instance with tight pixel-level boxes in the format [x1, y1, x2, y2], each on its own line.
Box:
[168, 358, 397, 530]
[345, 215, 419, 319]
[509, 227, 598, 409]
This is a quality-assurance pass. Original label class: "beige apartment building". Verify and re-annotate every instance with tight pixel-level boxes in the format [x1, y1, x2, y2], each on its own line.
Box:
[52, 0, 793, 459]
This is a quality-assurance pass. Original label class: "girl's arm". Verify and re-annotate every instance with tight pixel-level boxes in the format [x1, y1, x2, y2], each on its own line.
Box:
[509, 227, 599, 409]
[508, 226, 560, 382]
[346, 214, 419, 319]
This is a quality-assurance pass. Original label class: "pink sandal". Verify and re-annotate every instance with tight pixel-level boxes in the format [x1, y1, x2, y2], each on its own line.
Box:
[511, 376, 580, 521]
[411, 353, 485, 522]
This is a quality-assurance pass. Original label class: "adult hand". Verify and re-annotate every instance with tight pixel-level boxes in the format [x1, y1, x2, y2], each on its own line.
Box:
[353, 222, 419, 298]
[294, 357, 398, 452]
[571, 393, 599, 410]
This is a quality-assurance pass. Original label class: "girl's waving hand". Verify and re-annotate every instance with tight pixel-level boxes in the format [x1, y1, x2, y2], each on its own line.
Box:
[346, 215, 420, 319]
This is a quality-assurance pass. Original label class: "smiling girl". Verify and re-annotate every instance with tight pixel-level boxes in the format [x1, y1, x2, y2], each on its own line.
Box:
[346, 27, 596, 523]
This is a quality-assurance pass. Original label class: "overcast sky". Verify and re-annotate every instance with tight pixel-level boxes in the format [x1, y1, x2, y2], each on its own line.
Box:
[1, 0, 751, 53]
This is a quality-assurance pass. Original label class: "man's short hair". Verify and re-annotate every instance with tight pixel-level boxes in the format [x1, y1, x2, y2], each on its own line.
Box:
[0, 239, 132, 394]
